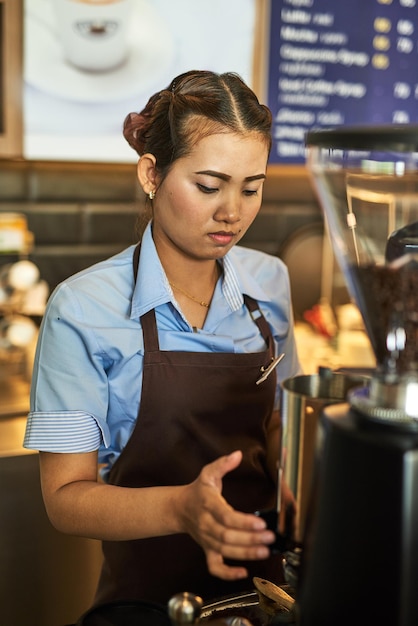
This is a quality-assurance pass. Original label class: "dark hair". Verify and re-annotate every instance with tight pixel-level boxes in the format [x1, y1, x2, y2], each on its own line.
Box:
[123, 70, 272, 181]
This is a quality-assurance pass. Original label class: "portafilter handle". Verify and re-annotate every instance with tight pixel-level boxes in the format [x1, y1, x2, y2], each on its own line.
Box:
[168, 592, 203, 624]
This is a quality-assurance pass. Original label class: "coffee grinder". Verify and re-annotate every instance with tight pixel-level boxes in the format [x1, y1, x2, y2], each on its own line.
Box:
[296, 126, 418, 626]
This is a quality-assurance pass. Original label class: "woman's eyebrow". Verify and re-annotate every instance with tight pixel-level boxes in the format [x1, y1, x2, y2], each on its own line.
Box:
[195, 170, 266, 182]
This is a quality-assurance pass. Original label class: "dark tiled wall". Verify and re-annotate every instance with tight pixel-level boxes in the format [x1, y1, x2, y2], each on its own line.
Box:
[0, 161, 142, 290]
[0, 161, 324, 315]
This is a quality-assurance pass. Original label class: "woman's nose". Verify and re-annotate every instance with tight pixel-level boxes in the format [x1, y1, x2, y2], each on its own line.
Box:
[214, 194, 241, 223]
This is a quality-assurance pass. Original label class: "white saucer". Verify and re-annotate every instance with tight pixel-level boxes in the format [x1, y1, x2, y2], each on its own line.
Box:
[24, 0, 175, 104]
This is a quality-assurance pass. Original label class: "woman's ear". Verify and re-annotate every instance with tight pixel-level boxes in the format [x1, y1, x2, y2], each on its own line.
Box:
[137, 153, 158, 195]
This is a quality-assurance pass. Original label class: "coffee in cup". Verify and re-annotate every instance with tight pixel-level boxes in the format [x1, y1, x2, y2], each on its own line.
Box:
[54, 0, 134, 72]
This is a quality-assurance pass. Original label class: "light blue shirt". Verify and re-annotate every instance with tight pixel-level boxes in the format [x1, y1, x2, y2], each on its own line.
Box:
[24, 222, 301, 475]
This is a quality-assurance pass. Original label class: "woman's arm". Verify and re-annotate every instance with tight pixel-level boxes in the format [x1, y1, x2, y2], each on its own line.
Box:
[39, 449, 276, 580]
[39, 450, 183, 540]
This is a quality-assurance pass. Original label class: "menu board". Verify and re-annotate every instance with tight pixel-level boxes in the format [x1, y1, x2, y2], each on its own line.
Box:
[266, 0, 418, 164]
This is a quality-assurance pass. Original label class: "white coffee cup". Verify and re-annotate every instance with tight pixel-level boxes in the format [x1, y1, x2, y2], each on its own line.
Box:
[54, 0, 134, 72]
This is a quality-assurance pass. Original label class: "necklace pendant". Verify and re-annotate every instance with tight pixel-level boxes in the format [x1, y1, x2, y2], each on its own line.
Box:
[169, 281, 211, 308]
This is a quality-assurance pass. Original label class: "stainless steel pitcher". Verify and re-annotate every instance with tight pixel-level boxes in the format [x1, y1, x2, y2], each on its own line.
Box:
[280, 369, 369, 544]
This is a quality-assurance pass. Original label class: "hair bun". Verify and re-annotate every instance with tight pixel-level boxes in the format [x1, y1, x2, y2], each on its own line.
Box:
[123, 111, 146, 154]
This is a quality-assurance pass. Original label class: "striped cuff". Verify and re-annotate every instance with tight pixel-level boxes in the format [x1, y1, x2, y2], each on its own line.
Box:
[23, 410, 110, 452]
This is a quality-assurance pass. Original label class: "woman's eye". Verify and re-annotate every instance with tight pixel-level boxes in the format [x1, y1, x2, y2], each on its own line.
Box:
[197, 183, 218, 194]
[243, 189, 258, 196]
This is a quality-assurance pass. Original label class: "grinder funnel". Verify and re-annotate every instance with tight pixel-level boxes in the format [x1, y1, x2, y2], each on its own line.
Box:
[305, 125, 418, 427]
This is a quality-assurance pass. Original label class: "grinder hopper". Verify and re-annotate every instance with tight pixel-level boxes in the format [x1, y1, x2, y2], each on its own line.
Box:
[306, 125, 418, 422]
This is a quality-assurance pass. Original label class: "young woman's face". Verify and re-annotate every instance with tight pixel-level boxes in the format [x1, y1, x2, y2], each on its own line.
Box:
[151, 131, 269, 261]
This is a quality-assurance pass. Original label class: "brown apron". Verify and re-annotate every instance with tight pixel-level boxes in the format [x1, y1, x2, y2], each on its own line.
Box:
[95, 248, 284, 606]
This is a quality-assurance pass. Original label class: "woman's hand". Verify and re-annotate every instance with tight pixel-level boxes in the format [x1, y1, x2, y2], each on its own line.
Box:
[39, 448, 275, 581]
[176, 450, 277, 580]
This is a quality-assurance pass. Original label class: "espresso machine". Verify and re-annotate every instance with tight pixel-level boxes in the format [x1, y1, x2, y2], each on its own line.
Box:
[295, 126, 418, 626]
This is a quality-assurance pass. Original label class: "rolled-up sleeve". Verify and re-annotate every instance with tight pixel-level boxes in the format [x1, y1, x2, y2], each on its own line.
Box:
[24, 410, 109, 452]
[24, 281, 112, 452]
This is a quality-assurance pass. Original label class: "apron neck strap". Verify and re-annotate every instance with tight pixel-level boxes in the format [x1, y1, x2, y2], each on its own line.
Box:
[133, 244, 273, 352]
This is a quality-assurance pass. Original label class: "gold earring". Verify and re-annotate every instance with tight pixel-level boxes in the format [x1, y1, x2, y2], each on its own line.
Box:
[149, 190, 155, 200]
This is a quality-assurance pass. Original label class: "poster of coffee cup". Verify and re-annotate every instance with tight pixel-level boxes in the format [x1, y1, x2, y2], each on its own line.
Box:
[23, 0, 257, 163]
[53, 0, 134, 72]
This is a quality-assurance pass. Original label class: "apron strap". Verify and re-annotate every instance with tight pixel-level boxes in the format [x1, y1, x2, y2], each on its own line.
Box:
[243, 294, 273, 348]
[133, 243, 160, 352]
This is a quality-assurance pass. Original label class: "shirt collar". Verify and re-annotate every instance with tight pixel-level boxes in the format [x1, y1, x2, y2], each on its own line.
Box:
[130, 222, 171, 320]
[130, 222, 271, 319]
[224, 246, 272, 307]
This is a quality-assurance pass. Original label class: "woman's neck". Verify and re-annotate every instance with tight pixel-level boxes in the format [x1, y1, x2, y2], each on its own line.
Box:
[164, 259, 221, 329]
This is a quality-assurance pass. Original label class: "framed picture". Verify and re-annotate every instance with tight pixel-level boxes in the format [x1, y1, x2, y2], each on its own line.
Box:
[0, 0, 23, 158]
[23, 0, 259, 163]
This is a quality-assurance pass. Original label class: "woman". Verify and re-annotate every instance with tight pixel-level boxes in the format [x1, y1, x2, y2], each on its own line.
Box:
[24, 70, 301, 606]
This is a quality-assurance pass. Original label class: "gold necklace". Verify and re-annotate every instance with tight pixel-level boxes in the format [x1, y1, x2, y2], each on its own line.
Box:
[169, 282, 210, 308]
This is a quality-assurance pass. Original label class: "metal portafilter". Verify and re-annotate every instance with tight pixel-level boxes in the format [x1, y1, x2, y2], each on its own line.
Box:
[168, 592, 255, 625]
[168, 592, 204, 624]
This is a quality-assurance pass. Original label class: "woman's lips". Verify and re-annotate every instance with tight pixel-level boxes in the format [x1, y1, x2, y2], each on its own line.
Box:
[208, 231, 235, 245]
